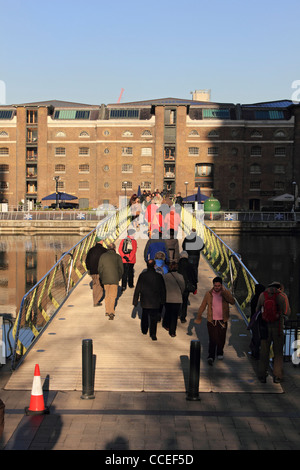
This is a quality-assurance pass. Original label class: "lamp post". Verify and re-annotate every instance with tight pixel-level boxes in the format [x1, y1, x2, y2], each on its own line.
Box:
[54, 176, 60, 209]
[292, 181, 298, 212]
[184, 181, 189, 198]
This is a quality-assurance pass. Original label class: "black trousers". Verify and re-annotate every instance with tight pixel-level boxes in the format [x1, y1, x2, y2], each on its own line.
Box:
[141, 308, 160, 337]
[188, 255, 200, 281]
[163, 303, 181, 336]
[122, 263, 134, 289]
[180, 290, 189, 320]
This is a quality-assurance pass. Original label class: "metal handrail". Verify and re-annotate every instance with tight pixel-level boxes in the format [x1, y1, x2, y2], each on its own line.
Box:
[1, 210, 300, 222]
[10, 206, 131, 369]
[11, 204, 261, 369]
[180, 207, 259, 322]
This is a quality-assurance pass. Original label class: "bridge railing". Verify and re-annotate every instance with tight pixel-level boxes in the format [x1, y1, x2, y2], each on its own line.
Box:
[10, 206, 130, 370]
[181, 207, 258, 321]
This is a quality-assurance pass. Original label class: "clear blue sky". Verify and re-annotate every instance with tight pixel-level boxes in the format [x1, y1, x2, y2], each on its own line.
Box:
[1, 0, 300, 105]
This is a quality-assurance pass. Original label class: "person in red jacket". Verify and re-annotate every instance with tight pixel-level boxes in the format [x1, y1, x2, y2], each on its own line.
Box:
[118, 231, 138, 291]
[164, 206, 181, 238]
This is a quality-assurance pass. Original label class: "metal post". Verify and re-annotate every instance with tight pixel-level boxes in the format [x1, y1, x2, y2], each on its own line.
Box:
[186, 340, 201, 401]
[81, 339, 95, 399]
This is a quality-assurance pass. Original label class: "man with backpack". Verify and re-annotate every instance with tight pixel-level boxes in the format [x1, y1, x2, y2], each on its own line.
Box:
[256, 281, 291, 383]
[85, 236, 107, 307]
[118, 231, 137, 291]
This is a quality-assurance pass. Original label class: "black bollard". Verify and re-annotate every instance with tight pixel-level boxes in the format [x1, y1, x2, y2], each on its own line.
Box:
[186, 340, 201, 401]
[81, 339, 95, 399]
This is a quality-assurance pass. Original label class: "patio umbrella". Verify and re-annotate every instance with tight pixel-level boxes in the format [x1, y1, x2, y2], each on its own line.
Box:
[42, 192, 78, 201]
[182, 189, 209, 203]
[268, 193, 294, 202]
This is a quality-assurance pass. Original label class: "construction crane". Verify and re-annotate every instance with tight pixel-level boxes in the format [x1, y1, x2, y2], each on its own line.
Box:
[117, 88, 125, 103]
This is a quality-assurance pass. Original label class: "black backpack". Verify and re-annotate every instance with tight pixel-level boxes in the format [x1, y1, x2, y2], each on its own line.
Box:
[123, 237, 133, 254]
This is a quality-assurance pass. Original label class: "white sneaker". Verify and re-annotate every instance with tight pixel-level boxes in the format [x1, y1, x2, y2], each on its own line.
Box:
[217, 355, 224, 360]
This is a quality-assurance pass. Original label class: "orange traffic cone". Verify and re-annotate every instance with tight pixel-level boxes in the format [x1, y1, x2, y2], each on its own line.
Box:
[25, 364, 49, 415]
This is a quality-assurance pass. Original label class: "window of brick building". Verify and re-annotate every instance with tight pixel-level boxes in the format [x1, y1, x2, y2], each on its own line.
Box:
[0, 164, 9, 172]
[122, 181, 132, 189]
[55, 147, 66, 156]
[141, 130, 152, 137]
[122, 147, 133, 155]
[274, 165, 285, 174]
[207, 147, 218, 155]
[250, 164, 261, 174]
[79, 164, 90, 173]
[122, 130, 133, 137]
[274, 181, 285, 190]
[251, 130, 263, 138]
[251, 146, 262, 156]
[189, 130, 199, 137]
[274, 147, 286, 157]
[250, 181, 261, 190]
[189, 147, 199, 155]
[141, 147, 152, 156]
[0, 147, 9, 155]
[141, 164, 152, 173]
[208, 130, 219, 138]
[79, 180, 89, 189]
[122, 164, 133, 173]
[55, 164, 66, 173]
[79, 147, 90, 156]
[274, 130, 286, 138]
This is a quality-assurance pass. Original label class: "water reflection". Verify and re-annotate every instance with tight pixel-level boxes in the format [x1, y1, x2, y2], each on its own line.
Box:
[0, 235, 81, 315]
[1, 233, 299, 318]
[221, 234, 300, 316]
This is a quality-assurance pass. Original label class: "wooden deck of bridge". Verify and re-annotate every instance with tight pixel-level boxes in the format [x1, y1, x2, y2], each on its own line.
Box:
[5, 234, 282, 394]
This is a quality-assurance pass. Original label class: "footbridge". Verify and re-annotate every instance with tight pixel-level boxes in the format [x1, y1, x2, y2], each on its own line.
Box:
[4, 206, 282, 394]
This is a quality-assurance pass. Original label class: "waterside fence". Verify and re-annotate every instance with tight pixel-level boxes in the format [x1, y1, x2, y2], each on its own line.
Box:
[8, 205, 295, 370]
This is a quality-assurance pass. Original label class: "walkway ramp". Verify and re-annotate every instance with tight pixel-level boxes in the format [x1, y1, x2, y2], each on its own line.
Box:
[5, 236, 282, 394]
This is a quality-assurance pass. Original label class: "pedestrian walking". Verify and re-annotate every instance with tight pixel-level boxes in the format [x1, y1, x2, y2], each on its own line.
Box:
[118, 232, 137, 291]
[162, 262, 185, 337]
[165, 228, 180, 262]
[133, 259, 166, 341]
[144, 200, 160, 236]
[164, 206, 181, 238]
[174, 192, 183, 206]
[98, 243, 124, 320]
[182, 228, 205, 282]
[178, 251, 197, 323]
[85, 236, 107, 307]
[247, 283, 265, 359]
[144, 229, 169, 263]
[154, 251, 169, 275]
[256, 281, 291, 383]
[194, 276, 235, 365]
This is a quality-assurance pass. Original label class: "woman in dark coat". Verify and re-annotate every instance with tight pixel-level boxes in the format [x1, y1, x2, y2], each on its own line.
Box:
[133, 259, 166, 340]
[178, 251, 197, 323]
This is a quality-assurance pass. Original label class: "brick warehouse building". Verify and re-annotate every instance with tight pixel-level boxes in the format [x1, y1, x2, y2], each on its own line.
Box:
[0, 95, 299, 211]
